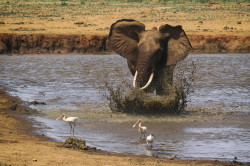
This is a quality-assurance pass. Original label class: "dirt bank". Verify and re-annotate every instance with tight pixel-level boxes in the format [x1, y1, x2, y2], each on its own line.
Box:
[0, 33, 249, 54]
[190, 34, 250, 53]
[0, 89, 247, 166]
[1, 0, 249, 54]
[0, 33, 107, 54]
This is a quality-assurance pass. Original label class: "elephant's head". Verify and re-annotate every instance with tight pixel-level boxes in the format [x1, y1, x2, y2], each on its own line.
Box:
[107, 19, 192, 92]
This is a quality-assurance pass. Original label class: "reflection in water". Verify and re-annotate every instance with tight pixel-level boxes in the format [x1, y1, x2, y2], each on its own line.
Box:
[0, 54, 250, 162]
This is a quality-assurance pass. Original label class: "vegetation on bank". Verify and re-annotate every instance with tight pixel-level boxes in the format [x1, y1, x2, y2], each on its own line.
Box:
[0, 161, 11, 166]
[0, 0, 249, 35]
[1, 0, 248, 18]
[59, 137, 96, 150]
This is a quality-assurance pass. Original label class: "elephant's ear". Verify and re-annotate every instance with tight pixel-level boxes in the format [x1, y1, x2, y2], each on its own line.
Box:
[159, 24, 192, 65]
[107, 19, 145, 58]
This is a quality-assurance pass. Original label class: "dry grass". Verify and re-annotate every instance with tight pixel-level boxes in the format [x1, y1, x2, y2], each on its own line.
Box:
[0, 0, 249, 35]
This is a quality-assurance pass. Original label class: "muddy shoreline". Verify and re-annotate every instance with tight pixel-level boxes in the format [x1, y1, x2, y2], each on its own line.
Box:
[0, 33, 249, 55]
[0, 89, 249, 166]
[0, 88, 249, 166]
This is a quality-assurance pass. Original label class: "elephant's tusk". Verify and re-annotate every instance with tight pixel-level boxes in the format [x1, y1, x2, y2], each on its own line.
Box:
[133, 71, 154, 90]
[133, 71, 138, 88]
[140, 72, 154, 90]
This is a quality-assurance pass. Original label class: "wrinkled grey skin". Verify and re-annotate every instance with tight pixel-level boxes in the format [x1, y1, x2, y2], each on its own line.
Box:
[107, 19, 192, 95]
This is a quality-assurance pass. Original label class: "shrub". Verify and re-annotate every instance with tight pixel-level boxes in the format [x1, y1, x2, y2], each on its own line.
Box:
[60, 137, 96, 150]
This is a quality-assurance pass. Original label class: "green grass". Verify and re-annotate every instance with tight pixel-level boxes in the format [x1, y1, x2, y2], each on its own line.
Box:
[0, 161, 12, 166]
[0, 0, 248, 19]
[0, 0, 248, 34]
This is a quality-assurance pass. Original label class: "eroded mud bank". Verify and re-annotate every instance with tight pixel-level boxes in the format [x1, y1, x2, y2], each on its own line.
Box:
[0, 33, 107, 54]
[0, 33, 249, 54]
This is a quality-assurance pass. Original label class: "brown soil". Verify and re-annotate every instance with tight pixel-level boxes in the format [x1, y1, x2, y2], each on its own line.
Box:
[0, 1, 249, 54]
[0, 33, 107, 54]
[0, 89, 246, 166]
[0, 33, 249, 54]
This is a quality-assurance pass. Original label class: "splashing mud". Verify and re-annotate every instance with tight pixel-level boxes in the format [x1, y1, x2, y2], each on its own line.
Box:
[121, 88, 179, 114]
[104, 81, 181, 114]
[104, 62, 196, 114]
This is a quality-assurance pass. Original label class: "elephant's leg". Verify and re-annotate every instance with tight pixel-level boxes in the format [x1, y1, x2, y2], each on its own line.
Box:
[156, 64, 176, 95]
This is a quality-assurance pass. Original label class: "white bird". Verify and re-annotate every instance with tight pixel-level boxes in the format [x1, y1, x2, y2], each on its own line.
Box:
[146, 133, 156, 148]
[133, 119, 147, 139]
[56, 114, 79, 135]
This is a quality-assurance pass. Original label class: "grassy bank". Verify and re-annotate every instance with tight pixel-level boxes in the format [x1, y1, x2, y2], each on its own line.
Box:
[1, 0, 249, 54]
[0, 0, 249, 35]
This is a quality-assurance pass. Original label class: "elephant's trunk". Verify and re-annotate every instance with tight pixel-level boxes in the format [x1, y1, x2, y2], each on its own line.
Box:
[133, 71, 154, 90]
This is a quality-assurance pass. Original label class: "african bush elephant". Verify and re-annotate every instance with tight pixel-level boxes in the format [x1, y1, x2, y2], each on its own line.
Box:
[107, 19, 192, 95]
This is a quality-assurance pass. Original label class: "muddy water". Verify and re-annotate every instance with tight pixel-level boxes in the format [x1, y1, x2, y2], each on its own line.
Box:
[0, 54, 249, 162]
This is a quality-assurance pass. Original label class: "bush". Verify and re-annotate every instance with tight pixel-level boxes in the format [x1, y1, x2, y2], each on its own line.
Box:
[60, 137, 96, 150]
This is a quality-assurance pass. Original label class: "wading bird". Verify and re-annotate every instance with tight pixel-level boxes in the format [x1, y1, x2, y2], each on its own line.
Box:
[133, 119, 147, 139]
[146, 134, 156, 148]
[56, 114, 79, 135]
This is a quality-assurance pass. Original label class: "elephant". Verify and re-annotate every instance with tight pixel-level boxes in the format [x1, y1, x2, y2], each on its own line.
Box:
[107, 19, 192, 95]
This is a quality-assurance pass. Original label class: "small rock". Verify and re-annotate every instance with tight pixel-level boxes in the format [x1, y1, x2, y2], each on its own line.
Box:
[237, 21, 241, 24]
[10, 103, 17, 110]
[32, 159, 37, 162]
[14, 22, 24, 25]
[30, 100, 46, 105]
[74, 21, 85, 25]
[198, 21, 203, 24]
[169, 154, 177, 160]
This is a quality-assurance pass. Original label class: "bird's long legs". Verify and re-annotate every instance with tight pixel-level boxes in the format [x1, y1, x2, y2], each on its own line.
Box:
[146, 142, 153, 149]
[68, 123, 76, 135]
[140, 133, 146, 140]
[69, 123, 72, 134]
[72, 123, 76, 135]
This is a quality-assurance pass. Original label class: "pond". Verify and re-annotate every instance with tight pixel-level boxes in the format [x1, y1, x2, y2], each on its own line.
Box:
[0, 54, 249, 162]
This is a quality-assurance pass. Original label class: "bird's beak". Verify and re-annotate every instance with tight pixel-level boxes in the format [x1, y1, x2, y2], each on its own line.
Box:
[133, 120, 139, 128]
[56, 115, 63, 120]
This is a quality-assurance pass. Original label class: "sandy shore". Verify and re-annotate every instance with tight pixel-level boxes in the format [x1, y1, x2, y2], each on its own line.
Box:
[0, 89, 248, 166]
